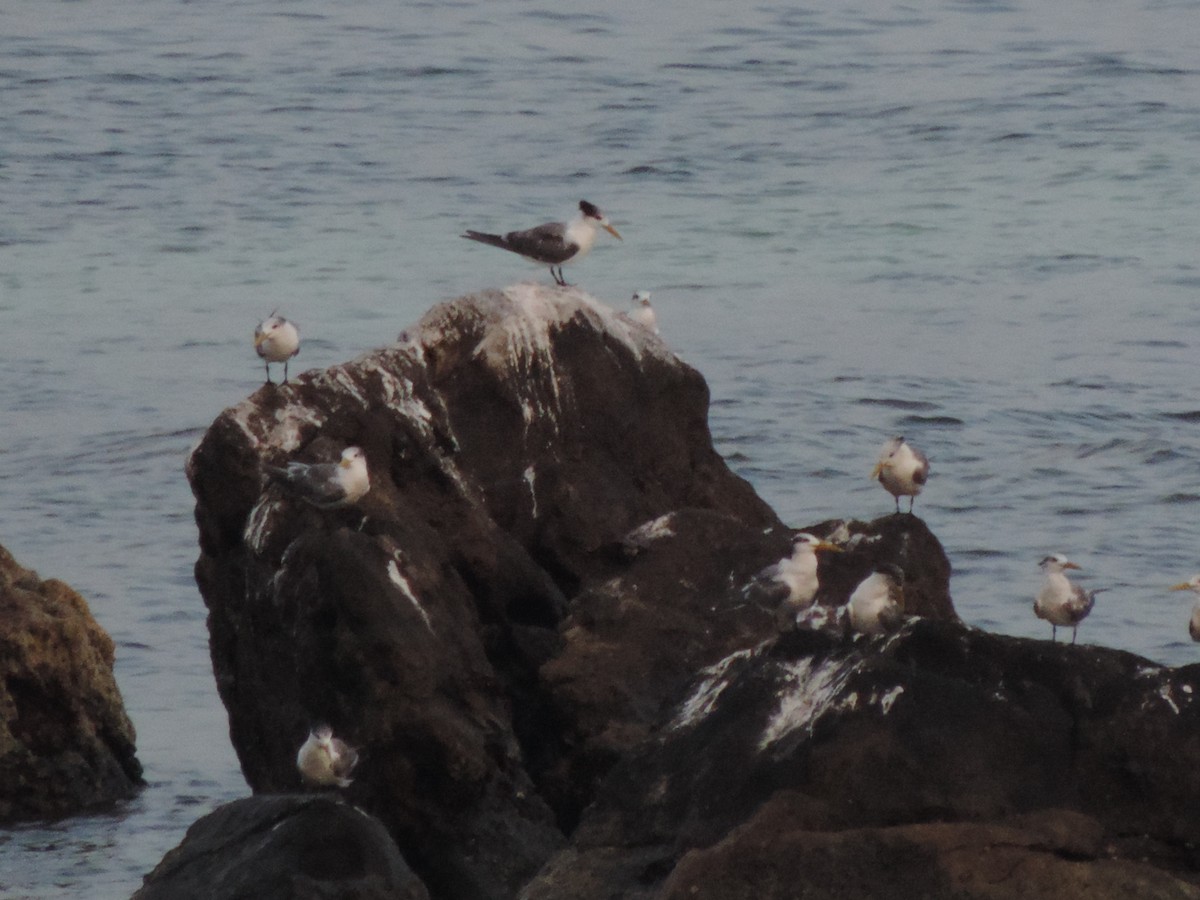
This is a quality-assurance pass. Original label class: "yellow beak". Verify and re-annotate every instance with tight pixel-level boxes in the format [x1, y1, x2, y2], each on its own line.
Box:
[603, 223, 623, 241]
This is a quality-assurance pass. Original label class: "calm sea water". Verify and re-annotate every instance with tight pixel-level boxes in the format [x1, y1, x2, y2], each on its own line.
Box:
[2, 0, 1199, 895]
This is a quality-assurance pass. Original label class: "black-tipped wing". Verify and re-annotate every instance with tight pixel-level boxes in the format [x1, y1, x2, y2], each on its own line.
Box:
[462, 222, 578, 265]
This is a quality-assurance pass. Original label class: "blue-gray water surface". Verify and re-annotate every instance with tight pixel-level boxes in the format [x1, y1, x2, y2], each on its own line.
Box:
[2, 0, 1199, 895]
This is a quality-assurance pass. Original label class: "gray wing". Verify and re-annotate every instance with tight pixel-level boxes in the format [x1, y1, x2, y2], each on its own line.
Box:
[500, 221, 578, 264]
[912, 448, 930, 485]
[878, 600, 906, 632]
[267, 461, 348, 507]
[1068, 585, 1100, 622]
[744, 564, 789, 607]
[331, 738, 359, 782]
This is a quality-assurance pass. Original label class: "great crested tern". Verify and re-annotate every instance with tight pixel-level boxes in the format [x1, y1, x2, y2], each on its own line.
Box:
[254, 312, 300, 384]
[630, 290, 658, 333]
[847, 564, 905, 635]
[871, 435, 929, 514]
[297, 724, 359, 788]
[264, 446, 370, 508]
[1168, 575, 1200, 642]
[461, 200, 622, 286]
[1035, 553, 1100, 644]
[746, 532, 842, 627]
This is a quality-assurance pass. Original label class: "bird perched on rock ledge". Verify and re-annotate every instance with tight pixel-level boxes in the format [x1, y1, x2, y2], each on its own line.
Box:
[461, 200, 622, 287]
[297, 724, 359, 788]
[264, 446, 370, 508]
[630, 290, 658, 334]
[746, 532, 842, 628]
[871, 435, 929, 514]
[253, 312, 300, 384]
[847, 565, 906, 635]
[1035, 553, 1101, 644]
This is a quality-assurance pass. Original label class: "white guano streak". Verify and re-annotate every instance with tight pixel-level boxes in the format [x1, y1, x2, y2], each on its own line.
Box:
[388, 559, 433, 632]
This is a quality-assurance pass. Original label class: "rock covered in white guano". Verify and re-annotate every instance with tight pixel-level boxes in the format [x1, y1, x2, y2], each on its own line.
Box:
[183, 285, 794, 899]
[525, 620, 1200, 899]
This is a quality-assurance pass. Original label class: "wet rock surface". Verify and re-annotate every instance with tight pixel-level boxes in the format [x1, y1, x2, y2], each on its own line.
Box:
[0, 543, 142, 823]
[182, 286, 1200, 899]
[133, 795, 429, 900]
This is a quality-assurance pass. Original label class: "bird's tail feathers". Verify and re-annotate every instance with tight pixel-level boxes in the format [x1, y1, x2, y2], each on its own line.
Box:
[461, 230, 507, 249]
[263, 465, 298, 488]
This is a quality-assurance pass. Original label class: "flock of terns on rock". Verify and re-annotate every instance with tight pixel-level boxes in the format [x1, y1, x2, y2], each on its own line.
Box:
[247, 200, 1200, 786]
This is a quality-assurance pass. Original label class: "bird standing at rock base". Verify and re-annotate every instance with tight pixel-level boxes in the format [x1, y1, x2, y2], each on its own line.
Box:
[297, 725, 359, 788]
[871, 436, 929, 514]
[461, 200, 622, 286]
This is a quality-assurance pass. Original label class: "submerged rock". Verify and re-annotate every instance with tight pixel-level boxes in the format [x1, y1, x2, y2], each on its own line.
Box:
[0, 543, 142, 822]
[183, 284, 1200, 899]
[133, 795, 428, 900]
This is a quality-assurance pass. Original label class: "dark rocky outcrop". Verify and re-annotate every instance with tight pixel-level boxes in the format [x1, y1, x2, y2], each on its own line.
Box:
[0, 543, 142, 823]
[183, 285, 1200, 899]
[133, 795, 428, 900]
[185, 286, 792, 898]
[527, 621, 1200, 898]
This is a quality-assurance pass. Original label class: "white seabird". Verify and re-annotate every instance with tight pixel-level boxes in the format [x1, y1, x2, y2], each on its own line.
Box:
[630, 291, 658, 334]
[297, 724, 359, 788]
[747, 532, 842, 627]
[871, 435, 929, 514]
[265, 446, 370, 508]
[847, 565, 905, 635]
[1168, 575, 1200, 642]
[1034, 554, 1100, 644]
[254, 312, 301, 384]
[461, 200, 622, 286]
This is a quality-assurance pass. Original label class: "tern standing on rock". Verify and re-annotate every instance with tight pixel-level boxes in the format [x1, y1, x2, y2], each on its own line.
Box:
[747, 532, 842, 627]
[871, 435, 929, 514]
[1168, 575, 1200, 642]
[254, 312, 300, 384]
[461, 200, 622, 286]
[630, 291, 658, 333]
[1035, 554, 1100, 644]
[847, 565, 906, 635]
[297, 725, 359, 788]
[264, 446, 370, 508]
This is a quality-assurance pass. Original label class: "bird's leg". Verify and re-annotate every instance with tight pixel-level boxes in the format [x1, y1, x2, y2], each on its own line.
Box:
[265, 362, 274, 385]
[552, 266, 570, 287]
[1071, 627, 1078, 645]
[283, 360, 289, 383]
[894, 497, 901, 514]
